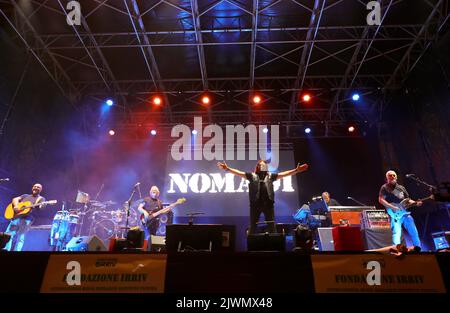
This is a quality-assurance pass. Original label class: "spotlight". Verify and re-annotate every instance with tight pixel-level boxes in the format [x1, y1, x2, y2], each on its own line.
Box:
[352, 93, 360, 101]
[152, 96, 162, 106]
[252, 95, 262, 104]
[192, 129, 198, 135]
[304, 127, 311, 134]
[348, 126, 356, 133]
[262, 127, 269, 134]
[302, 94, 311, 102]
[150, 129, 157, 136]
[201, 95, 210, 105]
[106, 99, 114, 106]
[108, 129, 115, 136]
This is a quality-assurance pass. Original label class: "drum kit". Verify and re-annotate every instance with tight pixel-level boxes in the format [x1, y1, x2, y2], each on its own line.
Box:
[49, 191, 141, 250]
[89, 202, 139, 240]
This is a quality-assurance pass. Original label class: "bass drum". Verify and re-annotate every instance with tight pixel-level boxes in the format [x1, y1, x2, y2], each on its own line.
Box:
[94, 219, 116, 241]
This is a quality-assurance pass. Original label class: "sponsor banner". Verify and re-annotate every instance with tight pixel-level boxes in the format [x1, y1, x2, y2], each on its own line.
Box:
[311, 254, 446, 293]
[40, 254, 167, 293]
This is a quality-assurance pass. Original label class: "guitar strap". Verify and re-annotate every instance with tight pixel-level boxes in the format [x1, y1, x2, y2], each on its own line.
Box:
[35, 195, 43, 206]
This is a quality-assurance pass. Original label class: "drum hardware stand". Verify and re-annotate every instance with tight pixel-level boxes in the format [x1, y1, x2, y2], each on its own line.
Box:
[186, 212, 204, 225]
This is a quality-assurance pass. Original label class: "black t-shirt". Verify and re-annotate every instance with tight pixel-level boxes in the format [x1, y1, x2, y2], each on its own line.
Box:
[141, 197, 163, 214]
[140, 197, 163, 234]
[245, 172, 278, 204]
[19, 194, 46, 219]
[379, 183, 409, 204]
[328, 198, 341, 206]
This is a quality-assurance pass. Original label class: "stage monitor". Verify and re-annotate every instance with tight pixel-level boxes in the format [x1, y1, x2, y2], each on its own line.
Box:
[166, 224, 235, 252]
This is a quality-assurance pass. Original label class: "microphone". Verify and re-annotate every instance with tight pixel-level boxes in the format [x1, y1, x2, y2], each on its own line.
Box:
[0, 178, 10, 182]
[347, 196, 367, 206]
[134, 182, 141, 188]
[405, 174, 415, 178]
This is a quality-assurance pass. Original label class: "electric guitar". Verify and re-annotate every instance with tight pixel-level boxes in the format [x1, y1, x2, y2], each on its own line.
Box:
[140, 198, 186, 227]
[4, 200, 58, 220]
[384, 195, 433, 220]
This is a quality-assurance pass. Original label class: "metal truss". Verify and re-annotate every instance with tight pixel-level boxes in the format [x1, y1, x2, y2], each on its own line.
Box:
[1, 0, 448, 125]
[385, 0, 449, 88]
[0, 0, 79, 103]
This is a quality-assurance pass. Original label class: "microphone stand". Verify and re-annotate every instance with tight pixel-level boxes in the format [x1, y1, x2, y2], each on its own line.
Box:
[406, 175, 437, 191]
[347, 196, 368, 206]
[123, 186, 137, 238]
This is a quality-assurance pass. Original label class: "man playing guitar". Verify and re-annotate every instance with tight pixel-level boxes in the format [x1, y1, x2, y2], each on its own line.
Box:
[4, 183, 46, 251]
[378, 170, 423, 249]
[137, 185, 184, 251]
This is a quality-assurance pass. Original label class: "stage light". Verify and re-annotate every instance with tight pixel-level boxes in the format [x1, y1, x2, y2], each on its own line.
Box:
[348, 126, 355, 133]
[106, 99, 114, 106]
[252, 95, 262, 104]
[262, 127, 269, 134]
[302, 94, 311, 102]
[305, 127, 311, 134]
[201, 95, 210, 105]
[352, 93, 360, 101]
[192, 129, 198, 135]
[150, 129, 157, 136]
[108, 129, 115, 136]
[152, 96, 162, 106]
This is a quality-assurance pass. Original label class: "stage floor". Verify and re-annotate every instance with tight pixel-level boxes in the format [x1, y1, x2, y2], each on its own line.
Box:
[0, 251, 448, 294]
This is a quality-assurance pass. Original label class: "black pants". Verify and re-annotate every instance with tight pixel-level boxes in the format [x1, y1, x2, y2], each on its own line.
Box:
[249, 200, 276, 234]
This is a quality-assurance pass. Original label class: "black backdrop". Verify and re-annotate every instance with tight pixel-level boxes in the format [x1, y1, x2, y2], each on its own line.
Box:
[294, 136, 384, 208]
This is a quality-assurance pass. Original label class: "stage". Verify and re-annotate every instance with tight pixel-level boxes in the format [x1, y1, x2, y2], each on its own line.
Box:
[0, 251, 448, 294]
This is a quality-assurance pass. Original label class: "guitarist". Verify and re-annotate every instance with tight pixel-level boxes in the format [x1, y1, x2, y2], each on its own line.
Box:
[137, 185, 170, 250]
[5, 183, 46, 251]
[378, 170, 422, 249]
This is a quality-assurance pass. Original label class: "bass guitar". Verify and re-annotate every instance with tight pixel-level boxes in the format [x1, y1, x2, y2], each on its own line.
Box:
[140, 198, 186, 227]
[384, 195, 433, 220]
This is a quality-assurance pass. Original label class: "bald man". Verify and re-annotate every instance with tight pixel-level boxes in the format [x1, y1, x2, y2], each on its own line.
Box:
[378, 170, 422, 249]
[5, 183, 46, 251]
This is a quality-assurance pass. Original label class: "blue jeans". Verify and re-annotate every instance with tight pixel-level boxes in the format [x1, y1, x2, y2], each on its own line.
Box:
[391, 214, 421, 248]
[5, 218, 32, 251]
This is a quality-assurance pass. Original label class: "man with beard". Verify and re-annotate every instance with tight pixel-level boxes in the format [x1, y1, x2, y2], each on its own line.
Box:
[218, 160, 308, 234]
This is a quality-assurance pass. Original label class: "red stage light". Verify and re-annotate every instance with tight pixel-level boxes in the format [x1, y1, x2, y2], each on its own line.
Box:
[108, 130, 115, 136]
[348, 126, 355, 133]
[201, 95, 210, 105]
[302, 94, 311, 102]
[252, 95, 262, 104]
[152, 96, 162, 106]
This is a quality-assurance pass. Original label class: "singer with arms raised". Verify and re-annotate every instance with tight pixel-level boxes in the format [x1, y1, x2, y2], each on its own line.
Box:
[218, 160, 308, 234]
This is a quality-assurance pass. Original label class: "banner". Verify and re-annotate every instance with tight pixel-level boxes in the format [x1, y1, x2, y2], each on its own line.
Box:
[311, 254, 446, 293]
[40, 254, 167, 293]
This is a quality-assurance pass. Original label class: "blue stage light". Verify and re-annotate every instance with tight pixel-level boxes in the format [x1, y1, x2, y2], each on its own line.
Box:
[106, 99, 114, 106]
[305, 127, 311, 134]
[352, 93, 360, 101]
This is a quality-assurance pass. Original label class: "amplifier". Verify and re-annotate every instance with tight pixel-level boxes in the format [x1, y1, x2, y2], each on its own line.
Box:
[361, 210, 390, 229]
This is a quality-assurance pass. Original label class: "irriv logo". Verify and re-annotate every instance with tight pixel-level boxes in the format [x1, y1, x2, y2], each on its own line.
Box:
[366, 261, 381, 286]
[66, 261, 81, 286]
[366, 1, 381, 26]
[66, 1, 81, 26]
[171, 117, 280, 168]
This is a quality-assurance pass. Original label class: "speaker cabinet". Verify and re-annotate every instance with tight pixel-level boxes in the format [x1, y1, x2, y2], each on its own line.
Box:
[65, 235, 107, 251]
[247, 233, 286, 252]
